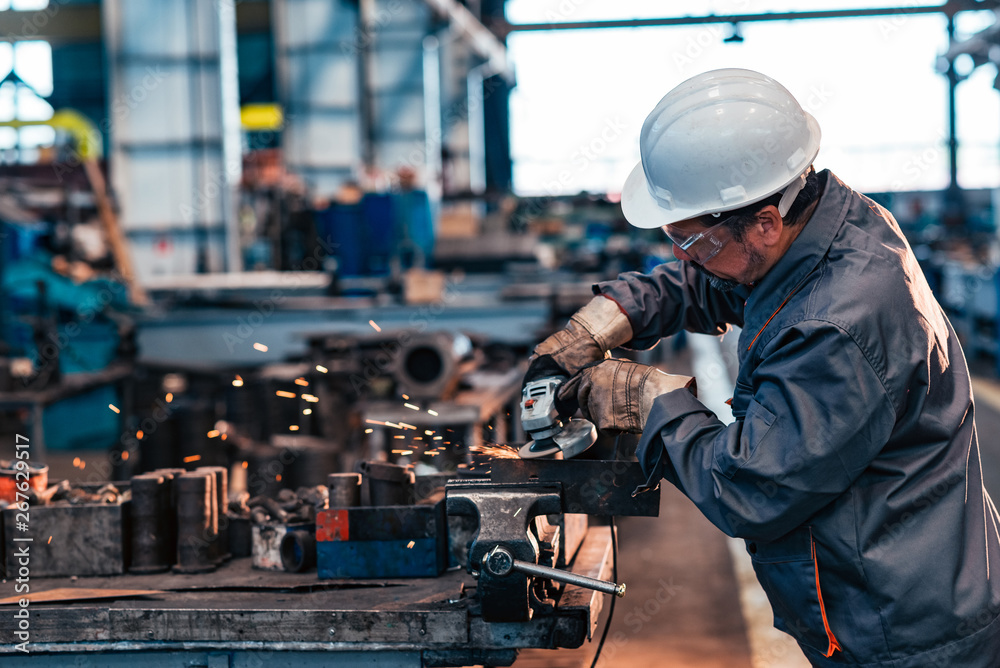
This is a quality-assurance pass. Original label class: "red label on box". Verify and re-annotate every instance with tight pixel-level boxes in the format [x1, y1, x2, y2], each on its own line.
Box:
[316, 509, 349, 541]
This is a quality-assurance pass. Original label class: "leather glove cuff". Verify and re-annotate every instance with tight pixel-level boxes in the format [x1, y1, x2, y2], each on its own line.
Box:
[558, 359, 696, 434]
[570, 295, 634, 353]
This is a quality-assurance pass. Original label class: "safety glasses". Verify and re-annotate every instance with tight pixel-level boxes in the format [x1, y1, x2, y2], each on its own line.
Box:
[662, 216, 734, 264]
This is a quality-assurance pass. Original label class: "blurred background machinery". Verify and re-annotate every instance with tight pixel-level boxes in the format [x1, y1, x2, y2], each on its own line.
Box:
[3, 2, 1000, 667]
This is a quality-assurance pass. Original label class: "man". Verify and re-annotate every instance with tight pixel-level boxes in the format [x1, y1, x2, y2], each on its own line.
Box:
[532, 69, 1000, 666]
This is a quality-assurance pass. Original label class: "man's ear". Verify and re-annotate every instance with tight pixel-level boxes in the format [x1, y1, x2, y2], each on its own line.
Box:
[752, 205, 784, 246]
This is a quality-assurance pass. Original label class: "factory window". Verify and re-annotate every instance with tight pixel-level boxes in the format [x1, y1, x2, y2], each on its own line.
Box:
[1, 0, 50, 9]
[0, 39, 55, 162]
[507, 1, 1000, 196]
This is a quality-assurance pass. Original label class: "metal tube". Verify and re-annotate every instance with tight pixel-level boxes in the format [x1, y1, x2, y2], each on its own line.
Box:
[327, 472, 362, 508]
[483, 545, 625, 597]
[510, 557, 626, 598]
[174, 471, 217, 574]
[502, 3, 991, 33]
[130, 473, 171, 574]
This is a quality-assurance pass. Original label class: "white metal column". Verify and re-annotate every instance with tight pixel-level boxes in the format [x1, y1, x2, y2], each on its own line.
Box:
[102, 0, 243, 280]
[273, 0, 363, 199]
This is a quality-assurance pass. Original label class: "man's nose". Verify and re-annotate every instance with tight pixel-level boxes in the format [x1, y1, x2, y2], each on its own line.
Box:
[673, 244, 694, 262]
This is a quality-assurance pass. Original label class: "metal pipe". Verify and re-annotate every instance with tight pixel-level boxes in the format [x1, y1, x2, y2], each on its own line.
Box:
[174, 471, 218, 574]
[422, 0, 512, 80]
[947, 14, 961, 195]
[327, 472, 362, 507]
[467, 64, 488, 196]
[483, 545, 626, 598]
[130, 473, 171, 574]
[423, 34, 444, 205]
[501, 2, 997, 34]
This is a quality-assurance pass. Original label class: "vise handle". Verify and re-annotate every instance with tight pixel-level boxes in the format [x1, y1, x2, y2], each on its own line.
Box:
[482, 545, 626, 598]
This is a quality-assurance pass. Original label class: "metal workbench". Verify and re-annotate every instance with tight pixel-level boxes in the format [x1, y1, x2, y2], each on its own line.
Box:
[0, 525, 614, 667]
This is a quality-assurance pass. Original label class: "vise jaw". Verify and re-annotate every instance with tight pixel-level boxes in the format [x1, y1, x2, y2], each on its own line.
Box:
[446, 460, 657, 623]
[446, 480, 562, 622]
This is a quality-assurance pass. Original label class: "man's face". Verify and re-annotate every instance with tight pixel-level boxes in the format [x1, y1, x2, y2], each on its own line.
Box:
[692, 242, 767, 291]
[667, 217, 769, 291]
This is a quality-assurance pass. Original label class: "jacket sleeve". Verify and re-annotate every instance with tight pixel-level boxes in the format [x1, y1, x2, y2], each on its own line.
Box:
[593, 261, 746, 350]
[635, 319, 897, 542]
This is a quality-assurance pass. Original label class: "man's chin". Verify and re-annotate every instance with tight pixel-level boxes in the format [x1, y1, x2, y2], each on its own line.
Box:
[693, 264, 741, 292]
[707, 275, 741, 292]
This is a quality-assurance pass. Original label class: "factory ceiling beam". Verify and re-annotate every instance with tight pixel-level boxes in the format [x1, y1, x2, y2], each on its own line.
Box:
[0, 5, 102, 44]
[0, 2, 272, 44]
[421, 0, 513, 82]
[500, 0, 1000, 34]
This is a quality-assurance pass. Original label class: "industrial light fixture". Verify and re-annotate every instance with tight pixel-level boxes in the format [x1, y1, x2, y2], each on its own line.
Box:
[723, 22, 744, 43]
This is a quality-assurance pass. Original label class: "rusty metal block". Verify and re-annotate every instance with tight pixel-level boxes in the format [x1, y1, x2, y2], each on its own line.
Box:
[3, 499, 130, 577]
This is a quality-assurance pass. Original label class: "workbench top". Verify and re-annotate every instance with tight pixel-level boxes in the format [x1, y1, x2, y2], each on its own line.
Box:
[0, 525, 615, 667]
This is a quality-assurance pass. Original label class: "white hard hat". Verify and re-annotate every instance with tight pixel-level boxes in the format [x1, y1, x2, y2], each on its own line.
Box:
[621, 68, 821, 229]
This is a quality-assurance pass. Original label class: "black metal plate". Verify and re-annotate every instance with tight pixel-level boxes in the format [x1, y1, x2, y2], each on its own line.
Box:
[488, 459, 660, 517]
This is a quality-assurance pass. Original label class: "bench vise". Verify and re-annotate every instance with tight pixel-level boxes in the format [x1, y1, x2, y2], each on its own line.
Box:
[446, 459, 660, 623]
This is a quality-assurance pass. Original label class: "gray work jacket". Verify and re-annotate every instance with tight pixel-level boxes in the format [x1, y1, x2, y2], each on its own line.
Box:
[595, 170, 1000, 666]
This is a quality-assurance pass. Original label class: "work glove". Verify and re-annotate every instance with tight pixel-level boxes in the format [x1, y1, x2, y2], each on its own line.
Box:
[524, 296, 634, 385]
[558, 359, 696, 434]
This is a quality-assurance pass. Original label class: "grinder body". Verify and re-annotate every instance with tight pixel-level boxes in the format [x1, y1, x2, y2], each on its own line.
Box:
[518, 375, 597, 459]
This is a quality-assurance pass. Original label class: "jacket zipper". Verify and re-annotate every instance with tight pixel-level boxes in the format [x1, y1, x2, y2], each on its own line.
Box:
[811, 533, 843, 657]
[746, 271, 815, 352]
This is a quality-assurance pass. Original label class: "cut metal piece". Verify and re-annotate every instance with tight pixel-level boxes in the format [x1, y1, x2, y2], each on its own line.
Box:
[518, 418, 597, 459]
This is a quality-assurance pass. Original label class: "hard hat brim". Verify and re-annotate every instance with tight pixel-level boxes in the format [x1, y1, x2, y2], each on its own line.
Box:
[620, 162, 701, 230]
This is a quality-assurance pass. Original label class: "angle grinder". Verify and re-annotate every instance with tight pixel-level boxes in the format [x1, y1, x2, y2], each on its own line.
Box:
[518, 375, 597, 459]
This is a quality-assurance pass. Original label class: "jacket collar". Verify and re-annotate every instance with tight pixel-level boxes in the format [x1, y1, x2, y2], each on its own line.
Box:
[741, 170, 850, 340]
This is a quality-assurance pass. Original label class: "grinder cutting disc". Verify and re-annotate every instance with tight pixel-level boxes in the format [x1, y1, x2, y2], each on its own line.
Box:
[519, 419, 598, 459]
